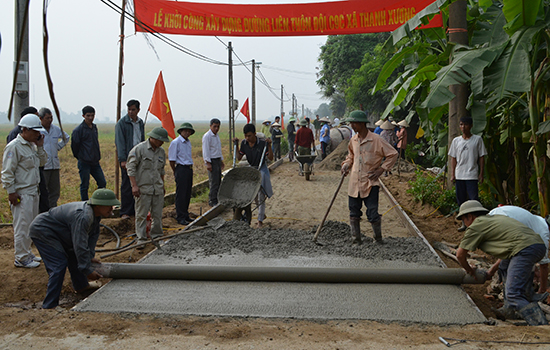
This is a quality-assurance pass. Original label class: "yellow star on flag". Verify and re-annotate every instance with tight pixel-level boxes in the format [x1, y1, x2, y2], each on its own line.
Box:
[163, 102, 170, 114]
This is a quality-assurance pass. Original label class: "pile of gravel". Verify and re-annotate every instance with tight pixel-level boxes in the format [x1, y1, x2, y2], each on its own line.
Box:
[157, 220, 439, 266]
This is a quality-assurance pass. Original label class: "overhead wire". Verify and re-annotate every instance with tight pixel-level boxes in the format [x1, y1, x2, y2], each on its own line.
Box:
[99, 0, 315, 104]
[100, 0, 228, 65]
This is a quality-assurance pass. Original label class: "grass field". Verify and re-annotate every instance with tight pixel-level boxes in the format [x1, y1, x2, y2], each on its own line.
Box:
[0, 120, 247, 223]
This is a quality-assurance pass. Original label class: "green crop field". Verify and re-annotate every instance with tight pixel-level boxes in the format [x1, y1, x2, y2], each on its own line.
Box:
[0, 120, 248, 222]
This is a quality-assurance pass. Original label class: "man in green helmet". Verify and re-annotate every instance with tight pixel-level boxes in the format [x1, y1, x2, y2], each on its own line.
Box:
[341, 110, 398, 244]
[29, 188, 120, 309]
[127, 127, 170, 245]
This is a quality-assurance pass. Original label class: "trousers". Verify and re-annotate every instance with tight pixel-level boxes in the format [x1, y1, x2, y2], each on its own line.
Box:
[12, 193, 39, 262]
[455, 180, 479, 206]
[32, 238, 89, 309]
[175, 165, 193, 222]
[135, 193, 164, 240]
[43, 169, 61, 208]
[208, 158, 222, 206]
[120, 166, 135, 216]
[77, 160, 106, 201]
[499, 244, 546, 310]
[348, 186, 380, 223]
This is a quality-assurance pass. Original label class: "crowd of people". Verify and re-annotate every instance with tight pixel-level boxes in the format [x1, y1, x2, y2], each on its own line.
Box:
[2, 106, 549, 326]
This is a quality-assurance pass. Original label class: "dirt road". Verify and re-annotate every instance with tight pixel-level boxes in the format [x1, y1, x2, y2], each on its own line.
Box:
[1, 161, 550, 349]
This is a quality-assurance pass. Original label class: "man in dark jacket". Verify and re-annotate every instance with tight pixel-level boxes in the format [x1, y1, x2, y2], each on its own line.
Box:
[30, 189, 120, 309]
[115, 100, 145, 218]
[71, 105, 106, 200]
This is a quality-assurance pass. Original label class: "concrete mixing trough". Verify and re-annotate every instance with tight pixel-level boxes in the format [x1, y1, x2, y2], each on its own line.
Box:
[75, 179, 486, 325]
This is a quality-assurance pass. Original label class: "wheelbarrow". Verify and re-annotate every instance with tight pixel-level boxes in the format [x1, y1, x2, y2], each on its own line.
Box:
[296, 153, 317, 181]
[182, 166, 262, 228]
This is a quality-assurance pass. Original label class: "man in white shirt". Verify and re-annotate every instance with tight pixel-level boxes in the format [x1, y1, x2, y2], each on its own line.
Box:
[202, 118, 225, 207]
[448, 116, 487, 231]
[169, 123, 195, 225]
[39, 108, 70, 208]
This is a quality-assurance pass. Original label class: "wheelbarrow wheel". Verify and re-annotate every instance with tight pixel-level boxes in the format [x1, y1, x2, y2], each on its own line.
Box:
[233, 205, 252, 225]
[304, 163, 311, 181]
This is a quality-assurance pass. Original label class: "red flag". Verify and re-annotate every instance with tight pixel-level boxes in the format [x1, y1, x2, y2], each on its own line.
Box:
[148, 71, 176, 139]
[240, 98, 250, 123]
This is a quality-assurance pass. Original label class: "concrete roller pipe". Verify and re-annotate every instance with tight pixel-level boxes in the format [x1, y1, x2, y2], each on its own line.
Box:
[93, 263, 486, 285]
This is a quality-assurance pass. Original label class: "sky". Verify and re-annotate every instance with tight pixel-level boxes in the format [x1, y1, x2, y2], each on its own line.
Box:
[0, 0, 329, 124]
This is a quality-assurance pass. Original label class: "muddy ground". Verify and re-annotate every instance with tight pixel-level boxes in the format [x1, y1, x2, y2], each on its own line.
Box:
[1, 160, 550, 349]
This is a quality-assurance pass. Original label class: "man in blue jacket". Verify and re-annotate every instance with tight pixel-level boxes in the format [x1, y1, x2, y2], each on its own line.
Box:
[30, 189, 120, 309]
[71, 105, 106, 200]
[115, 100, 145, 218]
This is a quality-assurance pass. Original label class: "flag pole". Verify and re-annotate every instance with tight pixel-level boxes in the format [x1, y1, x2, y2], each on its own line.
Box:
[114, 0, 127, 201]
[143, 110, 149, 128]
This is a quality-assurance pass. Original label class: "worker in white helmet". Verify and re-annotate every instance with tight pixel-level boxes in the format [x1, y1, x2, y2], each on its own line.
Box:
[1, 114, 48, 268]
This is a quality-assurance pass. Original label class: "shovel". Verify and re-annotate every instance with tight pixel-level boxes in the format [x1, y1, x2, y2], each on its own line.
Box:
[312, 172, 346, 245]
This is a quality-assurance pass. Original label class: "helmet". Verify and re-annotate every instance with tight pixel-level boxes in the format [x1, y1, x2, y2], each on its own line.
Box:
[176, 122, 195, 135]
[88, 189, 121, 206]
[299, 119, 307, 126]
[456, 200, 489, 220]
[18, 114, 44, 130]
[345, 110, 368, 123]
[147, 127, 170, 142]
[289, 117, 296, 123]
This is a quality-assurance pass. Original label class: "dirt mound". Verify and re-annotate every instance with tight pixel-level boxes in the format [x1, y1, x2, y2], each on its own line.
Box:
[391, 159, 418, 173]
[317, 139, 349, 171]
[156, 220, 440, 266]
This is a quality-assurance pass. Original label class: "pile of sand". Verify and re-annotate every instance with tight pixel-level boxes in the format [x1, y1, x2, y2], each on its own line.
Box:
[317, 139, 349, 170]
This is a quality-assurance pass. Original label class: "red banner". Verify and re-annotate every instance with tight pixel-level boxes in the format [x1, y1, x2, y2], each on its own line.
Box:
[134, 0, 442, 37]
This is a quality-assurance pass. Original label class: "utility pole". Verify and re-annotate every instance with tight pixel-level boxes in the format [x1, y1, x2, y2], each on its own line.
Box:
[252, 59, 256, 125]
[13, 0, 30, 124]
[228, 42, 235, 158]
[114, 0, 127, 200]
[302, 104, 304, 119]
[251, 60, 262, 126]
[447, 0, 468, 188]
[280, 85, 284, 121]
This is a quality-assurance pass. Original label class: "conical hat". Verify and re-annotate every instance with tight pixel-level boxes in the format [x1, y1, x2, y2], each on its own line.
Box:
[398, 120, 409, 127]
[375, 119, 384, 126]
[380, 120, 394, 130]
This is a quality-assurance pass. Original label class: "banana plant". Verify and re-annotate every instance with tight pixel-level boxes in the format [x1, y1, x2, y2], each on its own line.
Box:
[374, 0, 550, 214]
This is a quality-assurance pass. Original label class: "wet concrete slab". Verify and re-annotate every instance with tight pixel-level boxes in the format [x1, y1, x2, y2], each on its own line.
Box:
[75, 233, 486, 324]
[75, 179, 486, 325]
[76, 279, 484, 324]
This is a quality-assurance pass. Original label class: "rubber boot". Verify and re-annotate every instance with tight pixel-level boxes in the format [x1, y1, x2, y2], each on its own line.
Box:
[519, 302, 549, 326]
[371, 219, 383, 244]
[350, 217, 362, 245]
[532, 291, 549, 303]
[491, 306, 521, 321]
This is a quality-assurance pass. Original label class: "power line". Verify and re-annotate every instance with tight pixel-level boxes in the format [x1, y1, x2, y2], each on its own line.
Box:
[100, 0, 228, 65]
[99, 0, 302, 104]
[262, 64, 316, 75]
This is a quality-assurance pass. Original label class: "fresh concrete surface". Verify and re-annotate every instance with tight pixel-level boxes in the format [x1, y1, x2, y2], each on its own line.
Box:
[75, 248, 486, 324]
[76, 279, 485, 324]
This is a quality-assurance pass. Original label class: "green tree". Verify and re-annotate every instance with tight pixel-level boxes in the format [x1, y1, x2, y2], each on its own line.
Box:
[346, 44, 397, 116]
[315, 103, 331, 118]
[317, 33, 389, 116]
[375, 0, 550, 214]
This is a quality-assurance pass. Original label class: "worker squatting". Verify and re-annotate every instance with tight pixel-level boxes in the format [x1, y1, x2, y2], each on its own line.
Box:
[151, 8, 417, 34]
